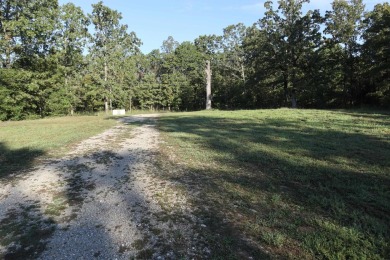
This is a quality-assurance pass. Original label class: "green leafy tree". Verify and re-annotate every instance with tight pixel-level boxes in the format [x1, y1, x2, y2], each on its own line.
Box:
[218, 24, 249, 108]
[325, 0, 365, 106]
[89, 1, 141, 113]
[0, 0, 61, 119]
[258, 0, 322, 108]
[56, 3, 90, 115]
[362, 3, 390, 106]
[0, 69, 33, 120]
[160, 71, 186, 111]
[161, 36, 179, 54]
[221, 23, 247, 83]
[0, 0, 18, 68]
[174, 41, 205, 110]
[1, 0, 58, 67]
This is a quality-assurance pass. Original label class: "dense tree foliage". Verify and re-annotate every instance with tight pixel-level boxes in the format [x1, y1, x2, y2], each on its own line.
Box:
[362, 2, 390, 106]
[0, 0, 389, 120]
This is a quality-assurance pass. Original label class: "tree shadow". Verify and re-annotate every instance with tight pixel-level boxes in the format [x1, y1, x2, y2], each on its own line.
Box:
[1, 146, 160, 259]
[0, 203, 56, 259]
[1, 112, 388, 259]
[156, 113, 390, 258]
[48, 143, 264, 259]
[0, 142, 45, 181]
[335, 108, 390, 119]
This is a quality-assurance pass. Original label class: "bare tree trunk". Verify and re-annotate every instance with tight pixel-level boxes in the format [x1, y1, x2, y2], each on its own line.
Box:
[291, 89, 297, 109]
[283, 73, 289, 107]
[129, 96, 132, 113]
[241, 63, 246, 82]
[105, 100, 109, 114]
[205, 60, 212, 110]
[104, 61, 109, 114]
[109, 91, 112, 111]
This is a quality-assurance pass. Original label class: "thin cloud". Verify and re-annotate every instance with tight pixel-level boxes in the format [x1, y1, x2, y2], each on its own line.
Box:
[178, 0, 194, 13]
[240, 2, 265, 13]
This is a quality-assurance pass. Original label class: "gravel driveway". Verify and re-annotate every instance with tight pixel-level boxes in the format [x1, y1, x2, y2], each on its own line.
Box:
[0, 115, 204, 259]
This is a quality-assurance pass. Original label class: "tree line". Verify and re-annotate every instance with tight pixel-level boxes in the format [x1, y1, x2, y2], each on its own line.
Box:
[0, 0, 389, 120]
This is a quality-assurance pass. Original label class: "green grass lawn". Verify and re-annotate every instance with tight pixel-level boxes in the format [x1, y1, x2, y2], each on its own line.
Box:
[1, 109, 389, 258]
[156, 109, 390, 259]
[0, 116, 117, 180]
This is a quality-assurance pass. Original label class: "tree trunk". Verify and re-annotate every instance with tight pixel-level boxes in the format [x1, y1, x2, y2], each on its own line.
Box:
[129, 96, 132, 113]
[241, 63, 246, 82]
[343, 50, 352, 107]
[109, 95, 112, 111]
[283, 73, 289, 107]
[205, 60, 212, 110]
[104, 61, 109, 114]
[3, 3, 12, 68]
[65, 72, 73, 116]
[291, 89, 297, 109]
[291, 65, 298, 109]
[105, 99, 109, 114]
[4, 29, 12, 68]
[349, 53, 355, 106]
[5, 45, 11, 69]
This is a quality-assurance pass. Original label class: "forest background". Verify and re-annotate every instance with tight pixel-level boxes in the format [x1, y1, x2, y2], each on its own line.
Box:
[0, 0, 389, 120]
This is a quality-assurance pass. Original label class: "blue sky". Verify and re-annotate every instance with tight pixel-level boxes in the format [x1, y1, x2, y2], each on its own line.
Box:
[58, 0, 386, 54]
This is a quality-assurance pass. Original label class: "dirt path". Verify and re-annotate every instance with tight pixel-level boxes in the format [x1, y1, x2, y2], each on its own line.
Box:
[0, 115, 204, 259]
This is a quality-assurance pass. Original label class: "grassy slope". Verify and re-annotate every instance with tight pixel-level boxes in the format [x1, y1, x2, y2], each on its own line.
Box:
[157, 109, 390, 259]
[0, 116, 117, 179]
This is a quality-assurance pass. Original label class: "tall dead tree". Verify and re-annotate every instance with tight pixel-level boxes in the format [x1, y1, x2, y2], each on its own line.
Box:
[205, 60, 212, 110]
[104, 61, 109, 114]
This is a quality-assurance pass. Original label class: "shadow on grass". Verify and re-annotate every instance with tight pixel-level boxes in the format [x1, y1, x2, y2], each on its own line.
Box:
[0, 203, 56, 259]
[0, 142, 45, 181]
[156, 113, 390, 258]
[335, 108, 390, 120]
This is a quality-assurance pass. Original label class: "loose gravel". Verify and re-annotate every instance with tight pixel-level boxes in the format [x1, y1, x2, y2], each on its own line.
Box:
[0, 115, 204, 259]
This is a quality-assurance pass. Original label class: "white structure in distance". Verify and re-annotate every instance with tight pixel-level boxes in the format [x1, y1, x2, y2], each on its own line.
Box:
[112, 109, 126, 116]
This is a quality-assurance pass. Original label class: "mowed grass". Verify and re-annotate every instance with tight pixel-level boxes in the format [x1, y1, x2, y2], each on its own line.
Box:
[0, 116, 117, 179]
[156, 109, 390, 259]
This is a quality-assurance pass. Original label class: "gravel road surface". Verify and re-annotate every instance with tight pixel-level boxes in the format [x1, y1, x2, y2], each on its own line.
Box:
[0, 115, 204, 259]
